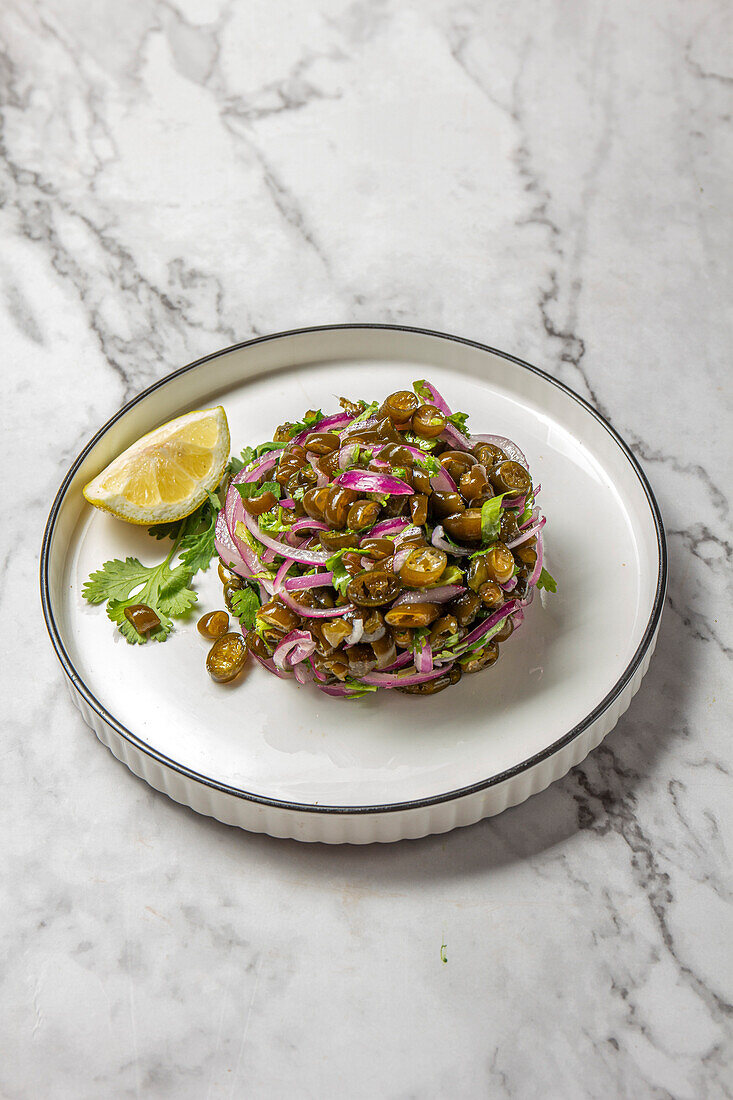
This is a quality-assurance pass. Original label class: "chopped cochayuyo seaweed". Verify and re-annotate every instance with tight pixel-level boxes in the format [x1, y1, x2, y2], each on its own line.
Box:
[215, 382, 554, 697]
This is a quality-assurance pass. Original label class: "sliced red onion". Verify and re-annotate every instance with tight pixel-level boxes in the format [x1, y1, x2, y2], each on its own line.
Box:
[310, 659, 328, 683]
[528, 531, 544, 587]
[440, 422, 471, 451]
[335, 469, 413, 496]
[250, 650, 293, 679]
[431, 465, 456, 493]
[292, 412, 353, 446]
[381, 649, 414, 672]
[431, 525, 471, 557]
[279, 588, 354, 619]
[339, 416, 379, 440]
[284, 572, 334, 591]
[391, 547, 413, 573]
[306, 451, 329, 488]
[294, 662, 314, 685]
[317, 682, 369, 697]
[273, 629, 316, 670]
[500, 577, 518, 592]
[239, 511, 331, 565]
[279, 497, 296, 509]
[506, 516, 546, 550]
[337, 443, 362, 469]
[391, 584, 465, 606]
[359, 663, 453, 688]
[288, 517, 328, 534]
[273, 558, 294, 592]
[457, 600, 519, 652]
[214, 508, 246, 572]
[519, 506, 541, 531]
[416, 381, 451, 416]
[262, 546, 278, 563]
[471, 433, 529, 470]
[414, 637, 433, 674]
[292, 642, 316, 664]
[240, 454, 278, 483]
[225, 495, 276, 595]
[367, 518, 411, 539]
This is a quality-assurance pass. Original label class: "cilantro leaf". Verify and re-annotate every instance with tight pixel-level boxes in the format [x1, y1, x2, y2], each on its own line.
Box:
[414, 452, 442, 478]
[326, 548, 360, 596]
[351, 400, 380, 424]
[235, 480, 281, 502]
[83, 556, 197, 645]
[520, 492, 535, 526]
[177, 501, 220, 575]
[536, 568, 557, 593]
[435, 564, 463, 586]
[447, 410, 469, 434]
[405, 432, 439, 453]
[480, 494, 507, 543]
[240, 442, 286, 466]
[258, 507, 292, 534]
[412, 380, 433, 403]
[234, 520, 270, 563]
[289, 409, 325, 434]
[231, 586, 261, 630]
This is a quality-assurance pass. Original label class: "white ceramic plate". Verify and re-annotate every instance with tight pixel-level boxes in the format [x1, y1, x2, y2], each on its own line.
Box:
[41, 326, 666, 843]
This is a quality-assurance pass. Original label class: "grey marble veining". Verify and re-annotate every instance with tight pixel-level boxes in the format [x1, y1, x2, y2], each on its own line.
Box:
[1, 0, 731, 1097]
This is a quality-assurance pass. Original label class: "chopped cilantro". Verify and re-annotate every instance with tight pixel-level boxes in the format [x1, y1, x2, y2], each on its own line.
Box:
[412, 379, 433, 403]
[536, 568, 557, 593]
[351, 400, 380, 424]
[435, 564, 463, 586]
[258, 507, 292, 534]
[447, 410, 469, 434]
[326, 548, 361, 596]
[240, 441, 287, 466]
[520, 492, 535, 526]
[289, 408, 325, 435]
[405, 432, 439, 453]
[235, 480, 282, 502]
[480, 494, 507, 543]
[414, 453, 442, 478]
[230, 586, 261, 630]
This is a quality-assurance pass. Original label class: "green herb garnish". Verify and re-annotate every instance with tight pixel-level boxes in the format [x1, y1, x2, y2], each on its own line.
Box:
[536, 568, 557, 593]
[83, 545, 197, 644]
[325, 548, 361, 596]
[479, 494, 507, 543]
[235, 480, 281, 502]
[230, 586, 261, 630]
[447, 411, 469, 434]
[85, 485, 228, 642]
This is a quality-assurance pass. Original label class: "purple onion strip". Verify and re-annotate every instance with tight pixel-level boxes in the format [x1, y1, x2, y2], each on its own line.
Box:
[391, 585, 465, 606]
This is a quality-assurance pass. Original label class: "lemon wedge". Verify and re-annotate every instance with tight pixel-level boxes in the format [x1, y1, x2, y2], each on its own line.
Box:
[83, 406, 230, 524]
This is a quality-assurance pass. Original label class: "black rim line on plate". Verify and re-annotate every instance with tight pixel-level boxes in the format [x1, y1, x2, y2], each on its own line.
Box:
[40, 323, 668, 816]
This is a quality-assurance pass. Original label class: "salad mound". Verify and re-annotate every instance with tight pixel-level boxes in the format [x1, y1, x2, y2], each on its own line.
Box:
[216, 382, 553, 698]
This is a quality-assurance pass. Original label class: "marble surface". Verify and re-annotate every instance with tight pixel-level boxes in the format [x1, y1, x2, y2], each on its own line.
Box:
[1, 0, 731, 1096]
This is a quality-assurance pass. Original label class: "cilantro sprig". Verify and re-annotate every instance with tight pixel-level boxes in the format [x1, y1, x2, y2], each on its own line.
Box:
[83, 534, 198, 644]
[536, 568, 557, 593]
[230, 586, 261, 630]
[84, 481, 226, 644]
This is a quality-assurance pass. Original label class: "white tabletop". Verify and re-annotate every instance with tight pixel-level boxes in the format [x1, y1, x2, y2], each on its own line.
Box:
[4, 1, 731, 1096]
